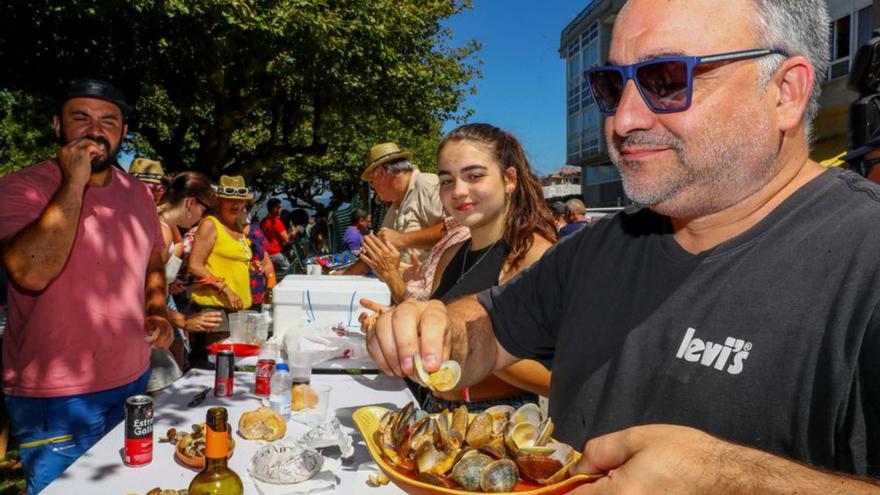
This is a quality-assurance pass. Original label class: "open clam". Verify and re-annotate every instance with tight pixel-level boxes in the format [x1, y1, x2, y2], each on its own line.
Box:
[413, 353, 461, 392]
[514, 442, 576, 485]
[450, 451, 493, 491]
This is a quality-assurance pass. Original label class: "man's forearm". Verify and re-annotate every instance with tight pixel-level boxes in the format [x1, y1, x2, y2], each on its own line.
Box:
[447, 295, 500, 388]
[2, 179, 85, 291]
[723, 443, 880, 495]
[400, 223, 444, 250]
[145, 252, 168, 317]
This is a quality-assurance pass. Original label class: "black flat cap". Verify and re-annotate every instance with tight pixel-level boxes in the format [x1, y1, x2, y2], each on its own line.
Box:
[60, 78, 132, 117]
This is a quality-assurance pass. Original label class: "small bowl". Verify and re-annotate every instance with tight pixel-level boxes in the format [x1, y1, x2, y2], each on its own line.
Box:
[174, 425, 236, 469]
[352, 405, 602, 495]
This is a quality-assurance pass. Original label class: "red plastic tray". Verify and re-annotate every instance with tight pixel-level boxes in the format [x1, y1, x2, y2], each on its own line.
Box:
[206, 342, 261, 357]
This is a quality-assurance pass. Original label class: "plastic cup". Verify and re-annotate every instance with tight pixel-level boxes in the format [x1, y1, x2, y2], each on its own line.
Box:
[289, 350, 312, 385]
[228, 313, 248, 342]
[292, 384, 331, 426]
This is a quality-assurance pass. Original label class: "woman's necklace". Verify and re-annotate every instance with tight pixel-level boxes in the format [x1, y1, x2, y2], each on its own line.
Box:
[457, 238, 501, 284]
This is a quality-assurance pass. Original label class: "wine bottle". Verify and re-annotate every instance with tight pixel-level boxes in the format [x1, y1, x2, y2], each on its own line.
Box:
[188, 407, 243, 495]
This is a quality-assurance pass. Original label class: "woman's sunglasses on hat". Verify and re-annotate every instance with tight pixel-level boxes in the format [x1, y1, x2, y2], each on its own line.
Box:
[218, 186, 250, 196]
[584, 48, 787, 115]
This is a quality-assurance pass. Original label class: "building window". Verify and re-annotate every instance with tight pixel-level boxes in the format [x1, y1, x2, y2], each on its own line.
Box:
[829, 14, 851, 80]
[581, 106, 600, 156]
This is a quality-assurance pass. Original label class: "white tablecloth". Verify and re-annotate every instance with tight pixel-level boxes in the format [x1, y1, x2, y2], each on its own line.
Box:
[43, 370, 411, 495]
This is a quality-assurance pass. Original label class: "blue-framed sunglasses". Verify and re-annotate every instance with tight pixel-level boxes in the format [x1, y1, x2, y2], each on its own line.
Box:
[584, 48, 787, 115]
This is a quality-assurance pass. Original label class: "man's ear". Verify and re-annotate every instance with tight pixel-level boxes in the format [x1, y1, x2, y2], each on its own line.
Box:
[53, 115, 62, 140]
[772, 55, 814, 133]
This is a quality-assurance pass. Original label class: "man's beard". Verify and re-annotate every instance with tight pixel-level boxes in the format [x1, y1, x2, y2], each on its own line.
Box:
[59, 124, 121, 173]
[607, 108, 778, 218]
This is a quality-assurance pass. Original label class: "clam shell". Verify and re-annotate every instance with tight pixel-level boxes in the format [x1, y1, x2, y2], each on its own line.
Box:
[248, 441, 323, 484]
[480, 458, 519, 492]
[514, 451, 564, 484]
[451, 452, 493, 491]
[511, 403, 542, 426]
[465, 412, 494, 448]
[413, 354, 462, 392]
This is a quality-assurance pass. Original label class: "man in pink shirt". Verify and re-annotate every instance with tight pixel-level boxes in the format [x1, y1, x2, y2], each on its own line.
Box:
[0, 79, 172, 494]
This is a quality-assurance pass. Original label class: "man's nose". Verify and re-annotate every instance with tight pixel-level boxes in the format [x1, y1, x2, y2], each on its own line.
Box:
[611, 80, 657, 137]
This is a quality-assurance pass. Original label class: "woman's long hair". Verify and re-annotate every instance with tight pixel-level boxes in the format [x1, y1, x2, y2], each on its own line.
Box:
[438, 123, 558, 270]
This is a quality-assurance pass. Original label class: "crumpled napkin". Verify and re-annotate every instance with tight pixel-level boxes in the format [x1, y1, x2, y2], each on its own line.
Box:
[250, 456, 341, 495]
[298, 417, 354, 459]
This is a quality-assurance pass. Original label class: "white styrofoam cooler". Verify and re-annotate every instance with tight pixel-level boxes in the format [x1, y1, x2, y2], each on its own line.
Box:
[272, 274, 391, 341]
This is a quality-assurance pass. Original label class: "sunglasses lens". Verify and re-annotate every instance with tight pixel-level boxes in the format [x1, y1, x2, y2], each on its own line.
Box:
[636, 61, 689, 111]
[587, 69, 624, 113]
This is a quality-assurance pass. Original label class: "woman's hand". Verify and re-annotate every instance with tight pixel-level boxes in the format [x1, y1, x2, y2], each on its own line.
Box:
[222, 286, 244, 311]
[168, 280, 187, 296]
[360, 234, 401, 282]
[185, 311, 223, 333]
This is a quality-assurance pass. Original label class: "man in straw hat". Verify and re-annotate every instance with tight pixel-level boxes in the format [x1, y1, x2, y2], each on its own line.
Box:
[344, 142, 444, 275]
[129, 157, 169, 205]
[0, 78, 172, 493]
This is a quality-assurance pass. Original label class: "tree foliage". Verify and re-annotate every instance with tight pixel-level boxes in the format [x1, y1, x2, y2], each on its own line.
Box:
[0, 0, 480, 205]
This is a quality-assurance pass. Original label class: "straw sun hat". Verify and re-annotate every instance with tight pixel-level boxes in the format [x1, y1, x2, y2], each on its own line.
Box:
[215, 175, 254, 201]
[129, 158, 165, 184]
[361, 142, 413, 181]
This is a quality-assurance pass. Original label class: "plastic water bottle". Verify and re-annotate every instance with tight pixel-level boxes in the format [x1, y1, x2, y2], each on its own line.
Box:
[269, 363, 291, 419]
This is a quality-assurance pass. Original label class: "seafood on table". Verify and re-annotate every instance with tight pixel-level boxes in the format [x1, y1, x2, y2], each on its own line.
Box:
[238, 406, 286, 441]
[373, 402, 577, 492]
[141, 489, 187, 495]
[162, 423, 235, 467]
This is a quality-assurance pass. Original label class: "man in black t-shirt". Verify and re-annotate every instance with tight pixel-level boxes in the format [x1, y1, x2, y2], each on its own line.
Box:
[367, 0, 880, 493]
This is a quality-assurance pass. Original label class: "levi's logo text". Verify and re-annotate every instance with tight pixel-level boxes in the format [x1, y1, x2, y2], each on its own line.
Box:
[675, 327, 751, 375]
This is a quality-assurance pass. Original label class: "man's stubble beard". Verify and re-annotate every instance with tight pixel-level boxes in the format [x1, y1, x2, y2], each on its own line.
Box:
[608, 105, 779, 219]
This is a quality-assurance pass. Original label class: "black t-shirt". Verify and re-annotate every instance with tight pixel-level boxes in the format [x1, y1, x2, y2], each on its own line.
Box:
[477, 168, 880, 476]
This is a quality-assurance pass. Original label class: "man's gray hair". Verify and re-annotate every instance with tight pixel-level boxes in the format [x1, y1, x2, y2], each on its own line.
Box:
[565, 198, 587, 215]
[385, 159, 415, 175]
[751, 0, 830, 143]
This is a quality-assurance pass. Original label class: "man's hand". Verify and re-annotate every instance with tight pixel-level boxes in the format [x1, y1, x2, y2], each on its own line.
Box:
[360, 234, 401, 282]
[569, 425, 743, 495]
[366, 298, 451, 377]
[377, 228, 406, 249]
[56, 137, 103, 187]
[185, 311, 223, 333]
[144, 315, 174, 349]
[402, 255, 422, 283]
[358, 298, 393, 336]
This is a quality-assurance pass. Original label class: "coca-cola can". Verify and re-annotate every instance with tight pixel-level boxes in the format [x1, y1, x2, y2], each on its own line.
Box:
[254, 358, 276, 396]
[215, 349, 235, 397]
[124, 395, 153, 467]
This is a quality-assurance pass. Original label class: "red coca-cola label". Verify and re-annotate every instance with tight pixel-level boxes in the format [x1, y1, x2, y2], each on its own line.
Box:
[215, 378, 233, 397]
[255, 359, 275, 396]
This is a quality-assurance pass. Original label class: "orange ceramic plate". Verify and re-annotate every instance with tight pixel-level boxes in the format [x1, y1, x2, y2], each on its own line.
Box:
[352, 405, 603, 495]
[174, 427, 235, 469]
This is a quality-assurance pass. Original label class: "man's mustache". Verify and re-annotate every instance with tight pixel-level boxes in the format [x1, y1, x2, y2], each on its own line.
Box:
[80, 135, 111, 152]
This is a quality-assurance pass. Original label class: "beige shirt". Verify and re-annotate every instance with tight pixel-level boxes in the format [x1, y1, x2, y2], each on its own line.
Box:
[381, 170, 444, 263]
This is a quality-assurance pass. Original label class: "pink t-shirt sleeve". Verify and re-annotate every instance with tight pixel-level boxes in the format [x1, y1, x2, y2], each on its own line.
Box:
[0, 164, 54, 242]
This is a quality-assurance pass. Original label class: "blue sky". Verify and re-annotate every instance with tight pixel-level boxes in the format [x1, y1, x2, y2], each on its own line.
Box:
[442, 1, 589, 175]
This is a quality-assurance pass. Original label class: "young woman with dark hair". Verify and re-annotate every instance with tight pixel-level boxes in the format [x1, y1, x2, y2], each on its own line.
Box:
[362, 123, 557, 412]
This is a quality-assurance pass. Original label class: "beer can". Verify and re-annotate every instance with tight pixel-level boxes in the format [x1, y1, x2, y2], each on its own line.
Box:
[124, 395, 153, 467]
[254, 358, 275, 397]
[215, 349, 235, 397]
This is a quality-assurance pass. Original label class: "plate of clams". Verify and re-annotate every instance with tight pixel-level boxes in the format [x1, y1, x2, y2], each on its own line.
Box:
[353, 402, 602, 495]
[160, 423, 236, 468]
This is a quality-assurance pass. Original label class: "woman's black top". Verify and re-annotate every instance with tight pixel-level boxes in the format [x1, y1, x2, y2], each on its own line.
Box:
[431, 238, 511, 304]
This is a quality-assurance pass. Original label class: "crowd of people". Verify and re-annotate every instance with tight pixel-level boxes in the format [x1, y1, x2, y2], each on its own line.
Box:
[2, 0, 880, 494]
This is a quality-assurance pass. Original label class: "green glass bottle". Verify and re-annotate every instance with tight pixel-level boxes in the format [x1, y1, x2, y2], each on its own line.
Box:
[188, 407, 243, 495]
